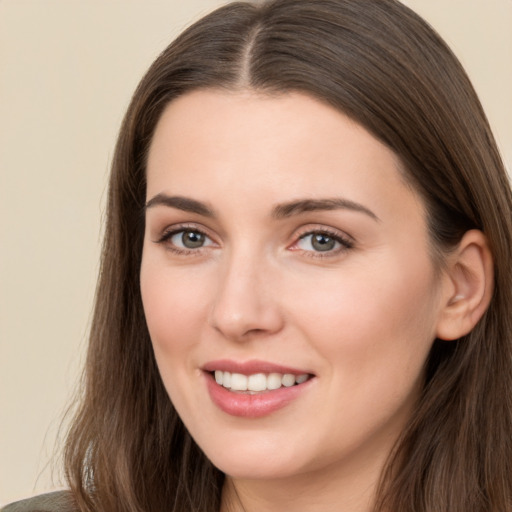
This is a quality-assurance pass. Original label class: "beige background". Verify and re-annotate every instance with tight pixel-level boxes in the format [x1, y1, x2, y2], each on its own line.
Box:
[1, 0, 510, 505]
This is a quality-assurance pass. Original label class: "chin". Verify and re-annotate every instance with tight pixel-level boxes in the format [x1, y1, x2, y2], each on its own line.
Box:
[213, 458, 301, 481]
[200, 437, 314, 481]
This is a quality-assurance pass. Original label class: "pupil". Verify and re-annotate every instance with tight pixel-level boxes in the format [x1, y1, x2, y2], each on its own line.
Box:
[182, 231, 204, 248]
[312, 233, 335, 251]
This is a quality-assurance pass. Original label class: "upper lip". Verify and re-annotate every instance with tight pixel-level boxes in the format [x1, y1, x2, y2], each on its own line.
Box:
[202, 359, 313, 376]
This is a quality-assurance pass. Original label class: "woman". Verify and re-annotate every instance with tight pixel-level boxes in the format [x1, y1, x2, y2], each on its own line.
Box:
[4, 0, 511, 511]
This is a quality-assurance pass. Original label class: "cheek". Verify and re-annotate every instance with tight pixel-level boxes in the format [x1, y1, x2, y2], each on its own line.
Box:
[140, 257, 210, 361]
[289, 257, 439, 389]
[140, 258, 214, 421]
[293, 263, 439, 457]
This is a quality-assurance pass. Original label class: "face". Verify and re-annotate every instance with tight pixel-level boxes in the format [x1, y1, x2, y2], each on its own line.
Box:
[140, 90, 448, 483]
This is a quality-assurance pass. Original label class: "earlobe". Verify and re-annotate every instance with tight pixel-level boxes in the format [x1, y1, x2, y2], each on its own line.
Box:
[436, 230, 494, 341]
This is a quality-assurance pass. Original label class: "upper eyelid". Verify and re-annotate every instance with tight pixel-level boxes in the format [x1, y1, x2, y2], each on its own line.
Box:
[293, 224, 354, 243]
[293, 232, 352, 250]
[152, 225, 216, 250]
[157, 223, 214, 238]
[298, 230, 351, 243]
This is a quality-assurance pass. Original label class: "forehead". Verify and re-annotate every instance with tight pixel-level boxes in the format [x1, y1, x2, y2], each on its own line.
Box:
[146, 89, 424, 223]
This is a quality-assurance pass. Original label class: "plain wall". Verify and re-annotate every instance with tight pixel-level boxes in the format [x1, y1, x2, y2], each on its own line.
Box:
[1, 0, 510, 505]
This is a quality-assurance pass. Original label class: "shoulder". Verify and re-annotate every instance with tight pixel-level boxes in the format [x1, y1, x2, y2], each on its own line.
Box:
[1, 492, 74, 512]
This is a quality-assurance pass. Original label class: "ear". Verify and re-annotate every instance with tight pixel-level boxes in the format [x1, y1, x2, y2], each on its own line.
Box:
[436, 229, 494, 341]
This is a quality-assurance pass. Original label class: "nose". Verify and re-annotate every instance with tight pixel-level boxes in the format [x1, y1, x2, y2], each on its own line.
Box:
[208, 252, 284, 341]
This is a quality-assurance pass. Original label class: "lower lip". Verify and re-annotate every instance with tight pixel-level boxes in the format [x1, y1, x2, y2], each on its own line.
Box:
[204, 372, 314, 418]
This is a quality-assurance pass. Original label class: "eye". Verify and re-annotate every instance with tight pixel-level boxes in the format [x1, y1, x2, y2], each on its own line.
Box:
[294, 229, 353, 255]
[155, 227, 216, 253]
[171, 230, 211, 249]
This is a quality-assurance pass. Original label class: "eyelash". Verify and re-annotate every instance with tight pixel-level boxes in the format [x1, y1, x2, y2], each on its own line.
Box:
[293, 228, 354, 258]
[154, 224, 215, 256]
[154, 225, 354, 258]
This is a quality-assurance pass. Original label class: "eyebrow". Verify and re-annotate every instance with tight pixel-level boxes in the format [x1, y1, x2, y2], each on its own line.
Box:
[144, 193, 379, 222]
[271, 198, 380, 221]
[145, 194, 214, 217]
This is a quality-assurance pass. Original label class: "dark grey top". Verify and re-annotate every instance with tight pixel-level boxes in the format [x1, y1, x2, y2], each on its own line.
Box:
[1, 492, 74, 512]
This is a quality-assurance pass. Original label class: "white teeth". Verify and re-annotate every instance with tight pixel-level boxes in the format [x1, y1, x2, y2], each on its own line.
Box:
[213, 371, 311, 392]
[230, 373, 248, 391]
[267, 373, 282, 390]
[247, 373, 267, 392]
[282, 373, 296, 387]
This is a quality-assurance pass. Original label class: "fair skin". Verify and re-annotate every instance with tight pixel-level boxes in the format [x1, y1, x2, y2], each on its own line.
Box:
[140, 89, 492, 512]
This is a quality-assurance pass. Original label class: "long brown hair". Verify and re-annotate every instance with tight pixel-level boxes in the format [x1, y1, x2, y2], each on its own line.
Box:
[64, 1, 512, 511]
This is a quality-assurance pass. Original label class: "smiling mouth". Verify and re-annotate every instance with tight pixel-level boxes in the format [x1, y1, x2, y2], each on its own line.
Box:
[211, 371, 312, 393]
